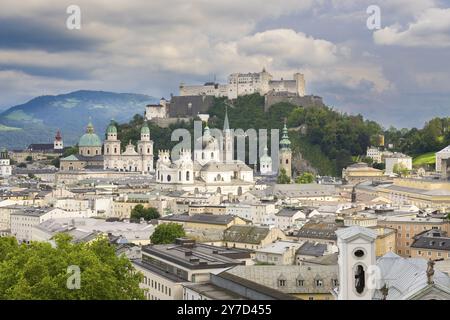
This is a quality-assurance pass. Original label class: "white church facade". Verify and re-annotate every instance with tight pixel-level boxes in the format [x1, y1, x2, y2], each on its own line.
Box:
[103, 121, 154, 173]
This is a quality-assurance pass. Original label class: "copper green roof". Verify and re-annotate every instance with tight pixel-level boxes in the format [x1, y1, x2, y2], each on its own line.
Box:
[106, 120, 117, 134]
[79, 121, 102, 147]
[280, 123, 291, 150]
[141, 122, 150, 134]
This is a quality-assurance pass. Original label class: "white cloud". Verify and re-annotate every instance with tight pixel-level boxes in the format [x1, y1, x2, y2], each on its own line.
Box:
[373, 7, 450, 47]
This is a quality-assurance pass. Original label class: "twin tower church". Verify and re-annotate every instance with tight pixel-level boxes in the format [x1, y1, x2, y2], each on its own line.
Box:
[59, 111, 293, 183]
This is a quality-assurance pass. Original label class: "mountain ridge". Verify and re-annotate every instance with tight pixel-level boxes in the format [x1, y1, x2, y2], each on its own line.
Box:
[0, 90, 158, 150]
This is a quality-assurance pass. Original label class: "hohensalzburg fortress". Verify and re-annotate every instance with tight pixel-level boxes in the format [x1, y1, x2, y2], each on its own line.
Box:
[179, 68, 305, 99]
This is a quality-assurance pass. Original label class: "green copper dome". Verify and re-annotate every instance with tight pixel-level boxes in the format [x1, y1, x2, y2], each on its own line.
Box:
[141, 122, 150, 134]
[79, 121, 102, 147]
[280, 123, 291, 150]
[107, 120, 117, 134]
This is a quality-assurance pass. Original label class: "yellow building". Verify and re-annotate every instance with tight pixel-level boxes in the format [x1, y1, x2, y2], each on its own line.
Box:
[376, 178, 450, 212]
[378, 216, 450, 257]
[342, 162, 385, 184]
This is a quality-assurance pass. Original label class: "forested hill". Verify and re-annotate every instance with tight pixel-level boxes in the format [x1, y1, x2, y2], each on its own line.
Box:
[115, 94, 381, 176]
[115, 93, 450, 177]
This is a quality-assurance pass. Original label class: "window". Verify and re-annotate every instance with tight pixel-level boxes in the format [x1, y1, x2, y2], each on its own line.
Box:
[186, 171, 190, 181]
[278, 279, 286, 287]
[354, 249, 365, 258]
[297, 280, 304, 287]
[315, 279, 323, 287]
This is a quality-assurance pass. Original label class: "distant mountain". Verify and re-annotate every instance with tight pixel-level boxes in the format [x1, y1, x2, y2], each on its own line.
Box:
[0, 90, 158, 150]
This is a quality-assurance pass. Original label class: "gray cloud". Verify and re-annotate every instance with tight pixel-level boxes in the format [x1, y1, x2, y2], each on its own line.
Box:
[0, 0, 448, 128]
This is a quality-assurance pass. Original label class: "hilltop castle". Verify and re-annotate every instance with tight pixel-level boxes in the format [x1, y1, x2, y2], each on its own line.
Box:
[179, 68, 305, 100]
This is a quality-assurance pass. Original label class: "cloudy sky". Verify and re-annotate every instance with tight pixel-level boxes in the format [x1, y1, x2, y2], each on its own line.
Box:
[0, 0, 449, 128]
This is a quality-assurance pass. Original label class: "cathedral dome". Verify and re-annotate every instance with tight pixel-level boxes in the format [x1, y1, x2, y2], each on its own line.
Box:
[196, 125, 219, 149]
[79, 122, 102, 147]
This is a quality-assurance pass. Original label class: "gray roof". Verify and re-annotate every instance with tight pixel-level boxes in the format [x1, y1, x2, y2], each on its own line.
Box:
[267, 184, 337, 198]
[374, 252, 450, 300]
[276, 208, 302, 217]
[411, 230, 450, 251]
[225, 265, 338, 295]
[183, 282, 247, 300]
[295, 221, 340, 241]
[159, 213, 239, 225]
[142, 241, 244, 270]
[223, 225, 271, 244]
[297, 242, 328, 257]
[335, 226, 378, 242]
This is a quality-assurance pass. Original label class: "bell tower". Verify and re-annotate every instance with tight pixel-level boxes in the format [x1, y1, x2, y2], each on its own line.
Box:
[336, 226, 377, 300]
[279, 122, 292, 179]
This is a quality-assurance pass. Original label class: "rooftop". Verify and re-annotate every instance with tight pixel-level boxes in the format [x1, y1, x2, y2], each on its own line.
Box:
[142, 240, 245, 270]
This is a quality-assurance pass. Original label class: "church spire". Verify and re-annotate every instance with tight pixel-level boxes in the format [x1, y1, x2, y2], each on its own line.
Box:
[223, 105, 230, 131]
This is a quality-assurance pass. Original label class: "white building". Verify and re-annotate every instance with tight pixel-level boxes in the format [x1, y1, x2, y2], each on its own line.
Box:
[255, 240, 303, 265]
[179, 68, 305, 99]
[366, 147, 382, 163]
[436, 145, 450, 172]
[385, 153, 412, 175]
[225, 201, 277, 226]
[145, 98, 168, 120]
[10, 207, 91, 243]
[103, 121, 154, 173]
[274, 208, 305, 230]
[0, 149, 12, 178]
[259, 146, 273, 175]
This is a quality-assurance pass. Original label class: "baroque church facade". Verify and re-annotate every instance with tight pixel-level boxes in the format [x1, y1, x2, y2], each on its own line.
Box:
[103, 121, 154, 173]
[60, 121, 154, 173]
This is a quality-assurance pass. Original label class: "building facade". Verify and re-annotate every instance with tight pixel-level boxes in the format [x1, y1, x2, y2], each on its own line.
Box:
[179, 69, 305, 100]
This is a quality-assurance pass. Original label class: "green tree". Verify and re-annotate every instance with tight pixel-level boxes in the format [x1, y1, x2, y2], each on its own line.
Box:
[63, 145, 79, 158]
[277, 168, 291, 184]
[130, 204, 160, 221]
[393, 163, 410, 177]
[150, 223, 186, 244]
[0, 234, 144, 300]
[295, 172, 315, 184]
[25, 156, 33, 162]
[51, 157, 60, 168]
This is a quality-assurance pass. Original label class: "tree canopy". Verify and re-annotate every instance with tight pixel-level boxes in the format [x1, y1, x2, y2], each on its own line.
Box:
[130, 204, 160, 221]
[295, 172, 315, 184]
[150, 223, 186, 244]
[277, 168, 291, 184]
[0, 235, 145, 300]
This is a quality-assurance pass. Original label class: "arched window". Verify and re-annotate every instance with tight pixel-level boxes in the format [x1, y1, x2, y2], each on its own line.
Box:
[107, 148, 109, 153]
[286, 159, 289, 164]
[202, 152, 205, 159]
[355, 265, 365, 294]
[87, 150, 90, 155]
[186, 171, 190, 181]
[114, 147, 117, 153]
[167, 175, 171, 182]
[178, 171, 181, 181]
[211, 152, 214, 158]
